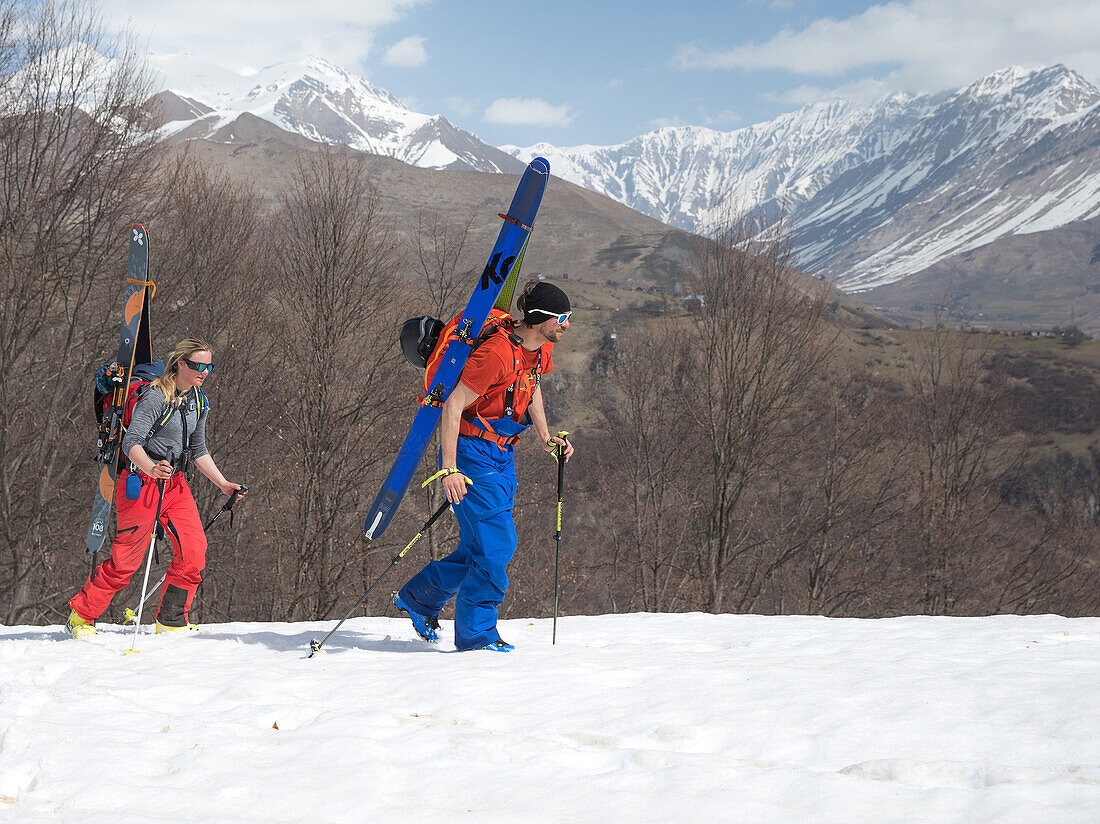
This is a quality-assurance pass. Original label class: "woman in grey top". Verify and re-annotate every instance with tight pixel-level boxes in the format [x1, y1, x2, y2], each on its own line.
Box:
[68, 337, 245, 637]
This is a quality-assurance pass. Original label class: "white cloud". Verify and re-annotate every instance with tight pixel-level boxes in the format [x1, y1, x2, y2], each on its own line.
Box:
[484, 97, 574, 128]
[703, 109, 741, 126]
[383, 35, 427, 67]
[673, 0, 1100, 93]
[649, 114, 685, 128]
[444, 95, 475, 117]
[768, 78, 892, 107]
[99, 0, 429, 74]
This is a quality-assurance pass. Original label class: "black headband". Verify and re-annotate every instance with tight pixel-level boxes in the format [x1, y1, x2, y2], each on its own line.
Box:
[522, 282, 570, 324]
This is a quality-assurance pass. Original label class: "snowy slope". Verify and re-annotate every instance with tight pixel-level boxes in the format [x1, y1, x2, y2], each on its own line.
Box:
[150, 55, 523, 174]
[506, 65, 1100, 292]
[2, 614, 1099, 822]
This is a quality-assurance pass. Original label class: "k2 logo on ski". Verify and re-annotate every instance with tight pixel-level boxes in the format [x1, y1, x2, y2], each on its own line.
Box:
[480, 253, 516, 291]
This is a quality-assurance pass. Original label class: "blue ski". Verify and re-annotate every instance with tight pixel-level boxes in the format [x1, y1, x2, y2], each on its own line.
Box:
[364, 157, 550, 539]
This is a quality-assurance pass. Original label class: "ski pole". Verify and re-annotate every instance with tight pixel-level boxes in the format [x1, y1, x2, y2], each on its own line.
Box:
[124, 472, 168, 654]
[204, 484, 248, 531]
[125, 572, 164, 625]
[552, 430, 570, 645]
[124, 484, 250, 625]
[309, 499, 451, 657]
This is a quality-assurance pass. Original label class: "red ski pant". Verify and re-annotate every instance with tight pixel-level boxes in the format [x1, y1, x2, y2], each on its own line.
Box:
[70, 469, 207, 625]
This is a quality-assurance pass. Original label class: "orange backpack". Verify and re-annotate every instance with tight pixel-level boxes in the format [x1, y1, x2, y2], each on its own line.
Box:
[423, 308, 517, 397]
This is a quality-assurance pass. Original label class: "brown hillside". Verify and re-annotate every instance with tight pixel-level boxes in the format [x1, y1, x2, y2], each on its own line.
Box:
[860, 215, 1100, 335]
[180, 119, 703, 291]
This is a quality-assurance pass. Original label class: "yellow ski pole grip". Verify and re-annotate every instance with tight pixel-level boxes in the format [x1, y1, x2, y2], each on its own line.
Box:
[549, 430, 570, 462]
[422, 467, 473, 488]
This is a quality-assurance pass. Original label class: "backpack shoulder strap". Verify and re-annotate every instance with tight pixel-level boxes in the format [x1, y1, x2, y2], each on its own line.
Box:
[144, 390, 176, 443]
[472, 311, 517, 351]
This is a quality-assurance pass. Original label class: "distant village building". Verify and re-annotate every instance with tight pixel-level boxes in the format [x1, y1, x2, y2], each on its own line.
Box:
[683, 295, 705, 314]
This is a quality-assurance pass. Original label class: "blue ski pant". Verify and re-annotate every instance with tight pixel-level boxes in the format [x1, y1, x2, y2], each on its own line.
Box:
[398, 432, 521, 651]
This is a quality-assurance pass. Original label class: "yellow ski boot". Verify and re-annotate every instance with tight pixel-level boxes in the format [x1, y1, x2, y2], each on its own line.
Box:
[66, 609, 97, 639]
[155, 620, 198, 634]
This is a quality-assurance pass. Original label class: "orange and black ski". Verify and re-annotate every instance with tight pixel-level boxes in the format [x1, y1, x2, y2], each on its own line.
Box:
[84, 224, 154, 557]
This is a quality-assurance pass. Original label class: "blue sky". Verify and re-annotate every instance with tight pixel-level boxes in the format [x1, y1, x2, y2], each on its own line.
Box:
[101, 0, 1100, 148]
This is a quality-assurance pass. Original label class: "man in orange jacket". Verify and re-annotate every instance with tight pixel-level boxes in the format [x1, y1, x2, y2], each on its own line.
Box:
[394, 281, 574, 651]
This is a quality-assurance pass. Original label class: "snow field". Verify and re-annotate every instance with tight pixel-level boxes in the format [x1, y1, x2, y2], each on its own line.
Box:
[1, 613, 1098, 823]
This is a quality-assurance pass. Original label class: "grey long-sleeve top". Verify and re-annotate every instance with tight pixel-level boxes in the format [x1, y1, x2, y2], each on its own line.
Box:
[122, 387, 209, 465]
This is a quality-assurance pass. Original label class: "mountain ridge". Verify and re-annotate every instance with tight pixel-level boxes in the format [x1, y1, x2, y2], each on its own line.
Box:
[145, 54, 1100, 331]
[505, 64, 1100, 298]
[151, 54, 524, 174]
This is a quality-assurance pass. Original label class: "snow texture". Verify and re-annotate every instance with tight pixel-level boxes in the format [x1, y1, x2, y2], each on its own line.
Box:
[2, 613, 1099, 822]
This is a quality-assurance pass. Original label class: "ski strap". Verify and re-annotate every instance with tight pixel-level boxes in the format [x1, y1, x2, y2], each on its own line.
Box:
[126, 278, 156, 299]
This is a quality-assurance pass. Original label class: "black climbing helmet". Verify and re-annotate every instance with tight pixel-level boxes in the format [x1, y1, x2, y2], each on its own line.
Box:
[400, 315, 445, 368]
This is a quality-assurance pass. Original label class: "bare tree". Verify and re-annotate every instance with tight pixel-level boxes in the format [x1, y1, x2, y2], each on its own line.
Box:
[412, 206, 478, 320]
[269, 148, 408, 620]
[779, 375, 907, 615]
[0, 0, 162, 622]
[987, 449, 1099, 615]
[145, 155, 282, 623]
[905, 319, 1021, 613]
[589, 324, 702, 611]
[688, 212, 835, 611]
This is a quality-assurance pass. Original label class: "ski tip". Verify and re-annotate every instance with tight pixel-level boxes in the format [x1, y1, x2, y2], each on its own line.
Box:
[530, 157, 550, 176]
[308, 640, 322, 657]
[123, 648, 139, 655]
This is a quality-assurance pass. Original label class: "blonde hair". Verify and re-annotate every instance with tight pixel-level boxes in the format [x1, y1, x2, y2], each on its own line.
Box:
[153, 337, 214, 406]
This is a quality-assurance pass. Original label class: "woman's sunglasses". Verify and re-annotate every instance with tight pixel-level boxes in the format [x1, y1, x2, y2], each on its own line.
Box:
[182, 357, 215, 374]
[529, 308, 572, 324]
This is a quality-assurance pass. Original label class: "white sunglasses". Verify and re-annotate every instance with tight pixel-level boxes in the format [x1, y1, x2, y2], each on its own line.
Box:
[528, 308, 572, 324]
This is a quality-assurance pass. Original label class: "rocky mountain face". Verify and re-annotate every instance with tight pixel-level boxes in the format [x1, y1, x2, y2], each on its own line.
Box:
[506, 66, 1100, 301]
[149, 55, 524, 175]
[149, 55, 1100, 331]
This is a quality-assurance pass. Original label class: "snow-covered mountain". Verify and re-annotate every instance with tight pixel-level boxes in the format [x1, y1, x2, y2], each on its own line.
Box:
[150, 55, 524, 174]
[149, 57, 1100, 310]
[506, 65, 1100, 292]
